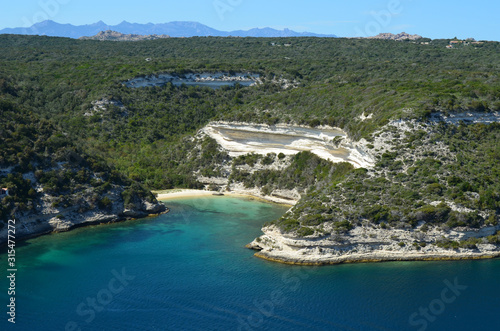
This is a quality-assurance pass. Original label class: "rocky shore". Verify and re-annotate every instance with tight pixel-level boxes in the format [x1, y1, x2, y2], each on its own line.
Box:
[252, 251, 500, 266]
[246, 224, 500, 265]
[0, 196, 167, 246]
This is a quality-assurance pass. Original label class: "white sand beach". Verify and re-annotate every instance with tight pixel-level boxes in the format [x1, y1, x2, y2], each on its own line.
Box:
[153, 189, 296, 206]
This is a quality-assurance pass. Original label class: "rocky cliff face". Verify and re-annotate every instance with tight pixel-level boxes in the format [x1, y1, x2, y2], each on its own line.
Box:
[247, 223, 500, 265]
[0, 106, 168, 245]
[79, 30, 171, 41]
[244, 116, 500, 264]
[0, 183, 166, 244]
[0, 160, 167, 245]
[188, 122, 366, 205]
[367, 32, 423, 41]
[201, 122, 375, 168]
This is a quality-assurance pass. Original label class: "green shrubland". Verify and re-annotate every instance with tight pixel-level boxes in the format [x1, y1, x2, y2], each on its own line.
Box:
[1, 35, 499, 229]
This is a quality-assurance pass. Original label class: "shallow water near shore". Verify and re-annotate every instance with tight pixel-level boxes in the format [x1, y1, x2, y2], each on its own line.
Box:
[1, 196, 499, 331]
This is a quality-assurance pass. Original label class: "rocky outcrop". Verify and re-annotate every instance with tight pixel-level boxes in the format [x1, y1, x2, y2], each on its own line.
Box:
[0, 199, 167, 245]
[124, 72, 260, 88]
[201, 122, 375, 168]
[247, 224, 500, 265]
[79, 30, 170, 41]
[84, 98, 128, 117]
[244, 117, 500, 265]
[0, 184, 167, 245]
[430, 111, 500, 124]
[367, 32, 423, 41]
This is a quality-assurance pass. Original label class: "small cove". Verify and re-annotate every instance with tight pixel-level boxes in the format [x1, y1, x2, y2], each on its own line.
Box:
[1, 196, 499, 331]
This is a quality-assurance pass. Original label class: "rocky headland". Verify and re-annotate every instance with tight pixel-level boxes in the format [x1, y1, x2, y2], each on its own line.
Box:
[246, 223, 500, 265]
[0, 187, 166, 245]
[188, 118, 500, 265]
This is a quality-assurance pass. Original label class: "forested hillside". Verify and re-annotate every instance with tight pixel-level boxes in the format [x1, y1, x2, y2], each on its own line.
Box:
[0, 98, 164, 231]
[1, 35, 499, 238]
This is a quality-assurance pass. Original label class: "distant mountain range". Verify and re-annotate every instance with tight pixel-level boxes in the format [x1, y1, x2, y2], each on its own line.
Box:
[0, 20, 337, 38]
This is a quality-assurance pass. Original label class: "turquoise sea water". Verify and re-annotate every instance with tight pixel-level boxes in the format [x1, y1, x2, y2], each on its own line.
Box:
[1, 196, 499, 331]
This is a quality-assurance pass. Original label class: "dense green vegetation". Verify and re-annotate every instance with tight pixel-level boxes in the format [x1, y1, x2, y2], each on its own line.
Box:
[0, 101, 156, 223]
[1, 35, 499, 230]
[229, 151, 353, 194]
[272, 122, 500, 233]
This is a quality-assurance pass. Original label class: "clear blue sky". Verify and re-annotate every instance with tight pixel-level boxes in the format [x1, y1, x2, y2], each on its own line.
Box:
[2, 0, 499, 40]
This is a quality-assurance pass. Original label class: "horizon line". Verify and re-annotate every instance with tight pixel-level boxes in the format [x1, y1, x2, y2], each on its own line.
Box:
[0, 19, 338, 35]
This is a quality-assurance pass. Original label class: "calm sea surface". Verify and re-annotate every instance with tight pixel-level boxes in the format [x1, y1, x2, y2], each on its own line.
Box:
[1, 196, 499, 330]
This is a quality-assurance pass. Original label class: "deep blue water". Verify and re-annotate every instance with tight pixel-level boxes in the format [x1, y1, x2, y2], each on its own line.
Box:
[1, 196, 499, 331]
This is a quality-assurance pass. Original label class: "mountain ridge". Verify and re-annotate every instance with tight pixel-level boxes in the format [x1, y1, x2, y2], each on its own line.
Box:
[0, 20, 337, 38]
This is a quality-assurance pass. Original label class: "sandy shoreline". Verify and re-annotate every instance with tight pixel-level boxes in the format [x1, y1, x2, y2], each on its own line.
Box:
[154, 189, 219, 200]
[153, 189, 295, 206]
